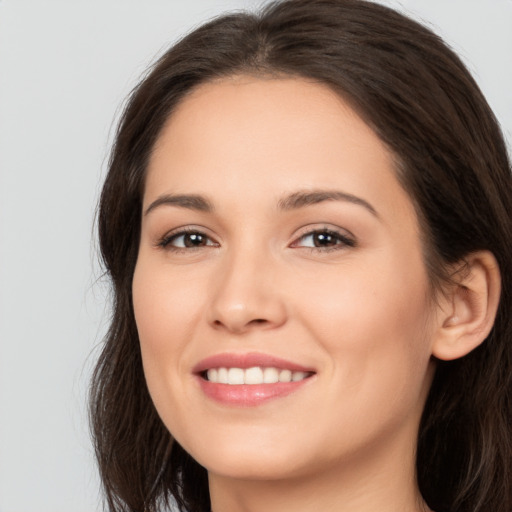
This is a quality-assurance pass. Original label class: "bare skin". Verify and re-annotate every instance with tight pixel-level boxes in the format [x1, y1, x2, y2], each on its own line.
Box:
[132, 76, 500, 512]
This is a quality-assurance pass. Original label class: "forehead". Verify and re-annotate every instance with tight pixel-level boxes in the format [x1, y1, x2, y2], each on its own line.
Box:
[145, 76, 413, 224]
[150, 76, 387, 170]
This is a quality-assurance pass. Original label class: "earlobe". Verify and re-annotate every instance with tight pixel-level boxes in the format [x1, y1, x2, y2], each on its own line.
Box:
[432, 251, 501, 361]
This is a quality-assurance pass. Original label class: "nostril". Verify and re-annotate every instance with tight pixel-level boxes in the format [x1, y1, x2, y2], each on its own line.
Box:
[246, 318, 270, 327]
[212, 317, 269, 331]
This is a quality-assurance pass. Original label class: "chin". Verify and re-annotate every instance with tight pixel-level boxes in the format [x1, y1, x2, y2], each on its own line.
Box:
[179, 426, 316, 481]
[201, 450, 310, 481]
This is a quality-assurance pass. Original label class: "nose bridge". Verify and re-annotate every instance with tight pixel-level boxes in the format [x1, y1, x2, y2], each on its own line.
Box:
[208, 237, 286, 333]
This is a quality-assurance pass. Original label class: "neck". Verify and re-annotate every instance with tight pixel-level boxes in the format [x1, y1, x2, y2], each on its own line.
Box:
[208, 425, 431, 512]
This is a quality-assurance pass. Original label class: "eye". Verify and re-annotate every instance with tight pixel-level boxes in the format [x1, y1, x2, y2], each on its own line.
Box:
[158, 229, 218, 250]
[291, 228, 355, 251]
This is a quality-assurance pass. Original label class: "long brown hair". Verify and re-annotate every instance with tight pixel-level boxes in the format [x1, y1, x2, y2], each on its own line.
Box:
[90, 1, 512, 511]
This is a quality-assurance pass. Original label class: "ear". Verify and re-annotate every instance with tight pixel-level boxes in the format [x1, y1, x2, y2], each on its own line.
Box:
[432, 251, 501, 361]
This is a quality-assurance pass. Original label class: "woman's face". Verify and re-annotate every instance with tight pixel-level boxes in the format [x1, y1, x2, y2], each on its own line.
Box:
[133, 77, 438, 481]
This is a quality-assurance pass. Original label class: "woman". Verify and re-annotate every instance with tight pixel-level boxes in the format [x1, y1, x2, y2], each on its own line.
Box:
[90, 1, 512, 511]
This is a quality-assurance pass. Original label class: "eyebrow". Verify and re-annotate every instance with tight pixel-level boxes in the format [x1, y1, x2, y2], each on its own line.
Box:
[277, 189, 379, 217]
[144, 189, 378, 218]
[144, 194, 214, 216]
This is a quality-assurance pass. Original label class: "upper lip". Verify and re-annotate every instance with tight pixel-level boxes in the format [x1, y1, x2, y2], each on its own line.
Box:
[192, 352, 316, 374]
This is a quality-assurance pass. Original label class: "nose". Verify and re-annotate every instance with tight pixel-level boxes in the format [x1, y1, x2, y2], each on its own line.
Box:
[207, 246, 288, 334]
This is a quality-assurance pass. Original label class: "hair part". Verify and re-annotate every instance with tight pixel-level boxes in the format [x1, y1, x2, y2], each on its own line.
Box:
[91, 1, 512, 511]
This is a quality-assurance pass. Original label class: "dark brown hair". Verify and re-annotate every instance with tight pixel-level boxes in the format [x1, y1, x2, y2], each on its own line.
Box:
[90, 1, 512, 511]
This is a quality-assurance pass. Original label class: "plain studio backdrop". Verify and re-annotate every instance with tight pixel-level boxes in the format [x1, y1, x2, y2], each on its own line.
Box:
[0, 1, 510, 511]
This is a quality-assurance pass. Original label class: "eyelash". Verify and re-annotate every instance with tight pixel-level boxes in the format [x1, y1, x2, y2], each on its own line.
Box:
[292, 228, 356, 252]
[156, 227, 356, 253]
[157, 227, 218, 252]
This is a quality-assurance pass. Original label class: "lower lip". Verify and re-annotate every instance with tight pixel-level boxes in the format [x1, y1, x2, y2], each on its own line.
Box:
[197, 377, 312, 406]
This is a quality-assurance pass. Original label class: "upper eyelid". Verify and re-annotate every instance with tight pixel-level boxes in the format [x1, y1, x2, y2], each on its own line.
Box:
[155, 224, 355, 247]
[292, 224, 355, 240]
[289, 225, 357, 251]
[161, 225, 216, 239]
[156, 226, 219, 248]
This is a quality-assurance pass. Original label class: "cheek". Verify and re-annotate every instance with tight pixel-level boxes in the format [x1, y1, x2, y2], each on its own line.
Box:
[132, 259, 214, 446]
[291, 262, 434, 456]
[297, 249, 433, 392]
[131, 259, 203, 411]
[133, 260, 201, 352]
[301, 251, 429, 332]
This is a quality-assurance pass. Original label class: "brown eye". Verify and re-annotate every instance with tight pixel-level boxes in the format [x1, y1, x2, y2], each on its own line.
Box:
[295, 229, 355, 250]
[180, 232, 208, 247]
[311, 232, 338, 247]
[160, 230, 217, 250]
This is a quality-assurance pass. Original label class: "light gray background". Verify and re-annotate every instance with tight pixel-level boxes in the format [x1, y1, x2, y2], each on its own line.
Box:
[0, 1, 510, 511]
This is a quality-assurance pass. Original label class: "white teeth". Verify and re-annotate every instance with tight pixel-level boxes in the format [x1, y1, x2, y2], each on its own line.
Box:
[263, 367, 279, 383]
[218, 367, 229, 384]
[206, 368, 217, 383]
[279, 369, 292, 382]
[244, 367, 263, 384]
[227, 367, 245, 385]
[205, 366, 310, 385]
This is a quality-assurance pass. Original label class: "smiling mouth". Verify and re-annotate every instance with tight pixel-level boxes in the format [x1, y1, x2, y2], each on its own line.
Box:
[194, 353, 316, 405]
[203, 366, 313, 385]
